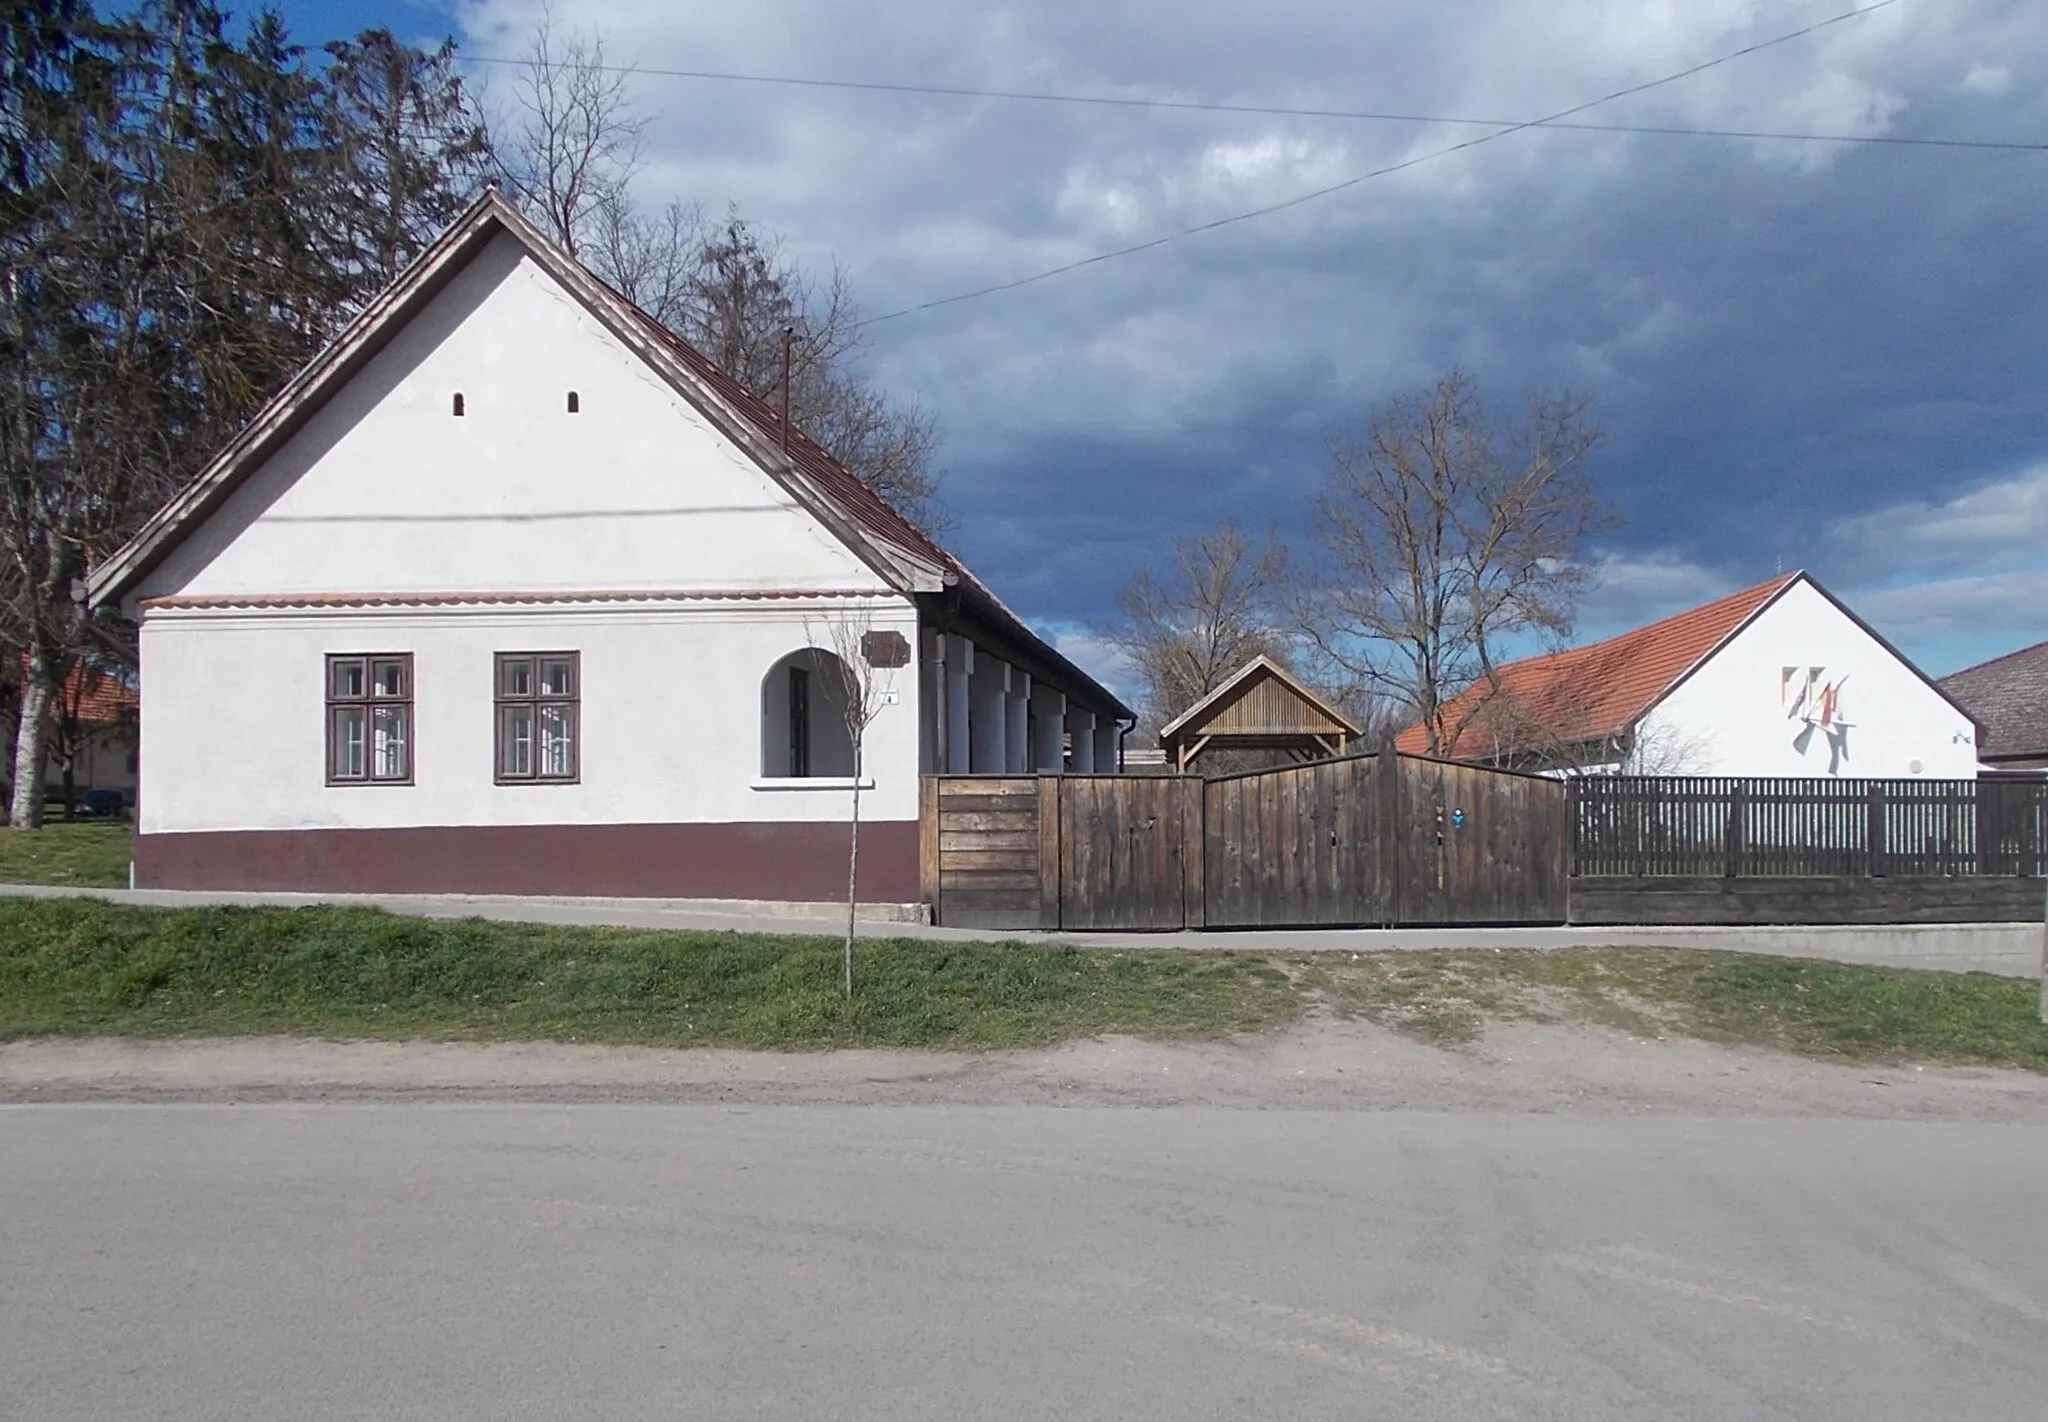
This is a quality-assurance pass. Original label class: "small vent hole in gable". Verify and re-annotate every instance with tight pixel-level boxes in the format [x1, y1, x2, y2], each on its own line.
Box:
[567, 391, 580, 413]
[452, 392, 465, 417]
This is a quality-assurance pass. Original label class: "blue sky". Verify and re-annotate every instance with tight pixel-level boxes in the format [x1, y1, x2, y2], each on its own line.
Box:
[264, 0, 2047, 689]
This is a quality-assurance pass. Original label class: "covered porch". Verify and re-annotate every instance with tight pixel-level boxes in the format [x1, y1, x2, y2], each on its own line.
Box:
[917, 628, 1129, 775]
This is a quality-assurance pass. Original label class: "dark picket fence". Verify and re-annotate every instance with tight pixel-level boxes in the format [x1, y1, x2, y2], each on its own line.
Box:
[1569, 776, 2048, 879]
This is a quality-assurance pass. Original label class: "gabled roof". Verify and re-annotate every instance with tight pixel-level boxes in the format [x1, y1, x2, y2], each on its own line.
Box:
[1395, 573, 1802, 757]
[1939, 639, 2048, 761]
[84, 189, 1129, 720]
[21, 657, 137, 727]
[1158, 655, 1359, 746]
[86, 189, 948, 607]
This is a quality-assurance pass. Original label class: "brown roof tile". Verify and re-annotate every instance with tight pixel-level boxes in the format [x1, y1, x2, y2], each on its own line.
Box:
[1938, 640, 2048, 761]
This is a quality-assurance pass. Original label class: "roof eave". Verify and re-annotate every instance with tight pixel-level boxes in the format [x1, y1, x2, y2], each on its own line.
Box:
[941, 577, 1133, 722]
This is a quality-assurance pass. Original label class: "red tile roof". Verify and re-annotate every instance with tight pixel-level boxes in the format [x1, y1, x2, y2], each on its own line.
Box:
[28, 659, 138, 727]
[1395, 573, 1799, 758]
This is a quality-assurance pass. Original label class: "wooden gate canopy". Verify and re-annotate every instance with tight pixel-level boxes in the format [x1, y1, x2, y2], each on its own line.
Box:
[1157, 655, 1360, 773]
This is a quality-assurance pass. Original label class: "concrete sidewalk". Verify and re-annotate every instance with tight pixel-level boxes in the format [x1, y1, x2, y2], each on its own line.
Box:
[5, 881, 2043, 979]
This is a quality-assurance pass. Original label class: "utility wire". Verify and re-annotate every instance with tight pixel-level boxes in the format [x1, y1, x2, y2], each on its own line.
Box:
[857, 0, 1908, 325]
[470, 36, 2039, 157]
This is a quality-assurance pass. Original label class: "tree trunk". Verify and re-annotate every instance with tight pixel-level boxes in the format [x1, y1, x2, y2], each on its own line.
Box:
[845, 778, 862, 1000]
[60, 756, 76, 822]
[9, 652, 52, 830]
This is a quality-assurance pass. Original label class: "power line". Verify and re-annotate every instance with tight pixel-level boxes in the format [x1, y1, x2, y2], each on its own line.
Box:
[859, 0, 1908, 326]
[469, 43, 2040, 156]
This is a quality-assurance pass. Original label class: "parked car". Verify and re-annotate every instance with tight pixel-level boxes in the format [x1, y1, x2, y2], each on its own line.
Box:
[71, 788, 126, 819]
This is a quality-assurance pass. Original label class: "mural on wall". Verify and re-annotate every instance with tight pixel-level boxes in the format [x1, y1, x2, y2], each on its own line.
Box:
[1782, 666, 1851, 774]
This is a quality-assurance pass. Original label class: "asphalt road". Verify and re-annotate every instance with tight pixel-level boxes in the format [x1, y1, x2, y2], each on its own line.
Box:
[4, 1105, 2047, 1420]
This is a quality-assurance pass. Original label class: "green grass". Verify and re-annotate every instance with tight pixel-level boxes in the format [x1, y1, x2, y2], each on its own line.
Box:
[0, 821, 133, 888]
[0, 899, 1298, 1049]
[1297, 946, 2048, 1071]
[1, 897, 2045, 1071]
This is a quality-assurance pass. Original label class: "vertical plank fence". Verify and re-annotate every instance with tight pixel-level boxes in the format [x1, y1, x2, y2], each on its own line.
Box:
[927, 753, 1570, 930]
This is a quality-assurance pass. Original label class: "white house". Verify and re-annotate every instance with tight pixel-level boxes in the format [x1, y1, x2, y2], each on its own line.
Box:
[1396, 572, 1980, 778]
[86, 190, 1130, 902]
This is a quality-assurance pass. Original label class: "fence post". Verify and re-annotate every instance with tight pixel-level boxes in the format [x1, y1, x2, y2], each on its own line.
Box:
[1036, 775, 1062, 931]
[1722, 783, 1748, 880]
[920, 776, 941, 921]
[1866, 783, 1886, 879]
[1179, 775, 1205, 931]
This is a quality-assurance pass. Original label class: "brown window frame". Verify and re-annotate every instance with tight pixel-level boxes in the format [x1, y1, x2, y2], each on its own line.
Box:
[495, 651, 580, 785]
[326, 653, 414, 786]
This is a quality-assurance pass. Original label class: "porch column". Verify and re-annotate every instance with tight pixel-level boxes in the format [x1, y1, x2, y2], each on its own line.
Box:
[970, 658, 1008, 773]
[920, 629, 940, 774]
[1005, 671, 1031, 773]
[1093, 721, 1119, 775]
[945, 634, 973, 774]
[1069, 709, 1096, 774]
[1031, 685, 1067, 772]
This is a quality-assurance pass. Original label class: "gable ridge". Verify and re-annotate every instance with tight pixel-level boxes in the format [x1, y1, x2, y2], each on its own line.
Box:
[1393, 570, 1803, 757]
[1157, 654, 1360, 744]
[85, 189, 953, 609]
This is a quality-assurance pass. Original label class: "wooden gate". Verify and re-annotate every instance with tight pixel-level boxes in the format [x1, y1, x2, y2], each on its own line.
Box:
[1058, 777, 1199, 931]
[1389, 758, 1569, 926]
[1204, 756, 1389, 926]
[1199, 754, 1567, 928]
[923, 753, 1569, 930]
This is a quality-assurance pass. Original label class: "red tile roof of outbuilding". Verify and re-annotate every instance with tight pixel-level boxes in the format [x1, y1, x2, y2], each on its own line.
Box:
[1395, 573, 1800, 757]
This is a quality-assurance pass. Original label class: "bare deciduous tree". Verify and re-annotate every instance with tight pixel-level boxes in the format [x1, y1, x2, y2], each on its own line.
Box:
[493, 25, 946, 529]
[494, 3, 643, 258]
[1619, 718, 1712, 775]
[1096, 521, 1291, 734]
[807, 610, 901, 999]
[1297, 370, 1614, 758]
[589, 191, 702, 326]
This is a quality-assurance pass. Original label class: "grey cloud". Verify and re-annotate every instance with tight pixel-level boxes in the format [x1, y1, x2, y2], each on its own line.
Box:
[453, 0, 2048, 674]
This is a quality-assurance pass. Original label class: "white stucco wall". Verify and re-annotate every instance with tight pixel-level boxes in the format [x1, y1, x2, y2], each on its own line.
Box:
[132, 231, 888, 605]
[1638, 580, 1978, 778]
[137, 598, 921, 833]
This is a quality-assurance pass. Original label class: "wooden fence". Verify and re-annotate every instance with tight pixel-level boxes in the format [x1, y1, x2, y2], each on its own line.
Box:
[927, 766, 2048, 931]
[1570, 775, 2048, 878]
[1567, 775, 2048, 925]
[926, 753, 1568, 931]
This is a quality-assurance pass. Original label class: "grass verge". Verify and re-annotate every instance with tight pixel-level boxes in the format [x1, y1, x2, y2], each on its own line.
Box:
[0, 899, 1297, 1049]
[1298, 946, 2048, 1071]
[1, 898, 2044, 1071]
[0, 822, 132, 888]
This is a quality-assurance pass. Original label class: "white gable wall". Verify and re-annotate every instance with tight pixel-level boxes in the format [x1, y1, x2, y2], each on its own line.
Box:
[132, 232, 886, 605]
[1636, 580, 1977, 778]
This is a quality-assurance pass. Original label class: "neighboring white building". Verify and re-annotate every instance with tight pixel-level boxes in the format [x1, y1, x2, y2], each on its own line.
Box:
[1396, 572, 1980, 779]
[86, 191, 1129, 901]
